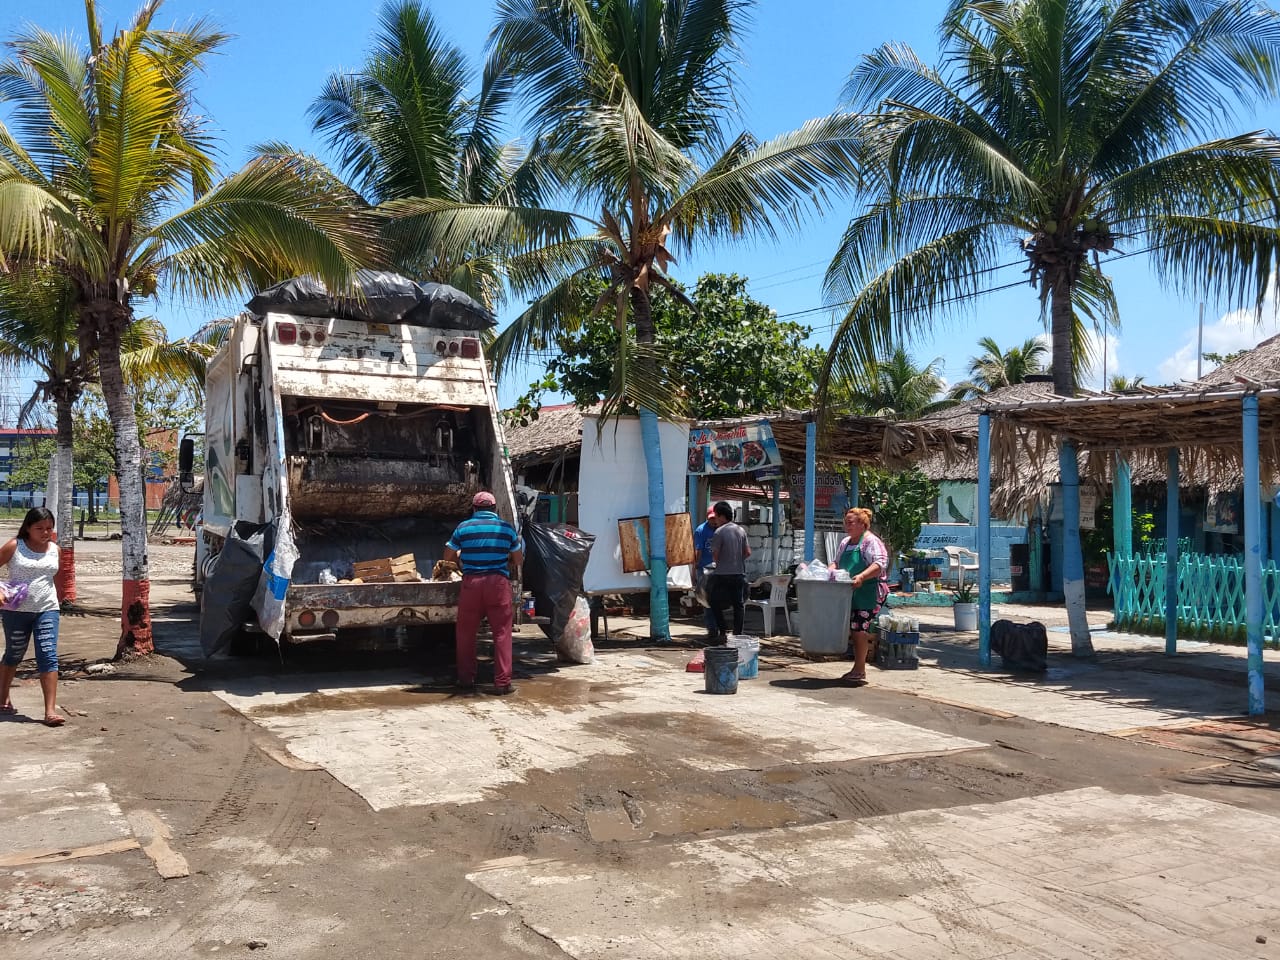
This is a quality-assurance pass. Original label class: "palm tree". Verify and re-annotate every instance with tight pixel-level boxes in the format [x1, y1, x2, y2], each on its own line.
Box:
[1107, 374, 1145, 392]
[0, 268, 217, 606]
[832, 347, 950, 418]
[409, 0, 862, 639]
[822, 0, 1280, 654]
[308, 0, 547, 308]
[0, 269, 87, 602]
[948, 336, 1048, 400]
[0, 0, 380, 656]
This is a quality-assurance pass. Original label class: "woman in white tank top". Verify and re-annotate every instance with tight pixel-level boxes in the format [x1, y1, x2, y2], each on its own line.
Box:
[0, 507, 64, 726]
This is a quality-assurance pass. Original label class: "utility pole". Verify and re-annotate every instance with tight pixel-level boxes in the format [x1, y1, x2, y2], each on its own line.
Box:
[1196, 303, 1205, 380]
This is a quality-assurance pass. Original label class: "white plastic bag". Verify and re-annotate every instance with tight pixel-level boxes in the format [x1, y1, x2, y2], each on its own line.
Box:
[555, 595, 595, 664]
[253, 521, 299, 641]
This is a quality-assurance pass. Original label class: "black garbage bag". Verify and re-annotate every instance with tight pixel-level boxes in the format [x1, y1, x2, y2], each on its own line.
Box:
[990, 619, 1048, 673]
[402, 282, 496, 330]
[247, 270, 422, 323]
[522, 522, 595, 644]
[199, 521, 271, 656]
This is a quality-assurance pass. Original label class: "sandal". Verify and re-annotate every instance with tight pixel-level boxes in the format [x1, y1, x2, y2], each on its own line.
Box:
[0, 703, 15, 715]
[839, 669, 867, 685]
[42, 714, 66, 727]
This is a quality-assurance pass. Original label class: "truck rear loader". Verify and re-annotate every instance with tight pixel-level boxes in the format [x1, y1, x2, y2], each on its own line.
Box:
[192, 275, 517, 648]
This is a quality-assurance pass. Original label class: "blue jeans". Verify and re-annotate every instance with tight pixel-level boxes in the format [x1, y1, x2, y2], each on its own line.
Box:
[2, 609, 60, 673]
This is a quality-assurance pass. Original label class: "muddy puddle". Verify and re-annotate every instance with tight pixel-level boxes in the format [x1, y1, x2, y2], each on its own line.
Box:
[246, 677, 632, 717]
[584, 791, 804, 842]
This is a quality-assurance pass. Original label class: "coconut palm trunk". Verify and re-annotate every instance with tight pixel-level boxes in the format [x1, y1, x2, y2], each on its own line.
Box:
[1048, 273, 1092, 653]
[52, 391, 77, 603]
[97, 325, 152, 657]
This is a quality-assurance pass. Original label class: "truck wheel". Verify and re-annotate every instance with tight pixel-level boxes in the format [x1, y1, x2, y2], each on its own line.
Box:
[227, 631, 262, 657]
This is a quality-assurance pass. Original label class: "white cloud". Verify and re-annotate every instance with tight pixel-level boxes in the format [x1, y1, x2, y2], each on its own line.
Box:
[1157, 302, 1280, 383]
[1080, 328, 1122, 390]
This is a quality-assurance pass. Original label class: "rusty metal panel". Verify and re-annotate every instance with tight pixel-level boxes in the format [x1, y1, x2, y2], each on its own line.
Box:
[286, 580, 463, 631]
[286, 457, 478, 518]
[272, 368, 489, 406]
[617, 513, 696, 573]
[265, 314, 490, 405]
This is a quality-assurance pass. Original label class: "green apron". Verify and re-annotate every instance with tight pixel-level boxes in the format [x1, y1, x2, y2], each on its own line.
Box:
[838, 536, 881, 610]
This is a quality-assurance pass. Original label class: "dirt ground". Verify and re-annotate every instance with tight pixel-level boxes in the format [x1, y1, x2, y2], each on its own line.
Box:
[2, 537, 1278, 958]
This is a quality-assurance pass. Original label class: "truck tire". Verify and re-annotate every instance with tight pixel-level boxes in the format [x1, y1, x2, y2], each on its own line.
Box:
[227, 630, 263, 657]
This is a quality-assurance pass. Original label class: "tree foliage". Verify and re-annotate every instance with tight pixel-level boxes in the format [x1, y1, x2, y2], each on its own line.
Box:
[948, 336, 1048, 400]
[860, 467, 938, 562]
[516, 274, 823, 420]
[828, 346, 951, 418]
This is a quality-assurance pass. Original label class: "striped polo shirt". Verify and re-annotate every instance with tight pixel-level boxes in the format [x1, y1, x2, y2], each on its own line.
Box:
[446, 510, 522, 576]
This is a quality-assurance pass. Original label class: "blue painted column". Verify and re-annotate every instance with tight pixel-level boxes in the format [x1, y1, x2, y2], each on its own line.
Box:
[1243, 395, 1266, 715]
[771, 479, 782, 574]
[638, 408, 671, 643]
[804, 420, 816, 562]
[849, 464, 859, 509]
[1113, 456, 1132, 556]
[1165, 448, 1179, 656]
[978, 414, 992, 667]
[687, 473, 698, 527]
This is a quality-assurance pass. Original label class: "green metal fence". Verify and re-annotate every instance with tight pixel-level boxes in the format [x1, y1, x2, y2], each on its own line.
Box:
[1107, 551, 1280, 646]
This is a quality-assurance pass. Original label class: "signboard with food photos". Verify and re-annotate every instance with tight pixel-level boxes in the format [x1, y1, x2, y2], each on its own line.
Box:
[687, 420, 782, 476]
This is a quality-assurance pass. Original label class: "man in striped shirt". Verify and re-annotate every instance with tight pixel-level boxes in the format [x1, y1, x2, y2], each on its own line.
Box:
[443, 491, 523, 695]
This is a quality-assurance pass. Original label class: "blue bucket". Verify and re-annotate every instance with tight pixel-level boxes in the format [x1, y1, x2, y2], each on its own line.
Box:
[703, 645, 739, 694]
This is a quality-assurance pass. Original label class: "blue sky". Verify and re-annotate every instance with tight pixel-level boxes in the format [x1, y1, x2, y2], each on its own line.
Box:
[6, 0, 1280, 409]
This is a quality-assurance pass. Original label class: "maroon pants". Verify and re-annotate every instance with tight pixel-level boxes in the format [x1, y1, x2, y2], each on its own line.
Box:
[455, 573, 513, 687]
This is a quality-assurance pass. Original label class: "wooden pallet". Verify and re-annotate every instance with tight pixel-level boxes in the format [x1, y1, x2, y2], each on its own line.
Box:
[352, 553, 419, 583]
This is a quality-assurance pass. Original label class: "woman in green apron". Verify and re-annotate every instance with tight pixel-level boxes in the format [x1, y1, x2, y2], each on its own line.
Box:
[831, 507, 889, 684]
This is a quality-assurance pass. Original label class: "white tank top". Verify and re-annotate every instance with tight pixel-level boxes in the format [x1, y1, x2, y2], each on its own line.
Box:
[7, 539, 60, 613]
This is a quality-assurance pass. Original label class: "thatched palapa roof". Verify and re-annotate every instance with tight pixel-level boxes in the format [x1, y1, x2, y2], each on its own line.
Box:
[505, 404, 586, 470]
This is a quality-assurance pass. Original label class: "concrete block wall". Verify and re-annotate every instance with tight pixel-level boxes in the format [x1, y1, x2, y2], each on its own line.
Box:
[742, 516, 793, 579]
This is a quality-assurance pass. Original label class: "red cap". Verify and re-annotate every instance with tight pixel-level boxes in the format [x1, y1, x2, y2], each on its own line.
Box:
[472, 491, 497, 508]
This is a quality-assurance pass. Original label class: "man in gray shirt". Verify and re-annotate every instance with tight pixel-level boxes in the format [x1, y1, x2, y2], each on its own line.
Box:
[708, 501, 751, 642]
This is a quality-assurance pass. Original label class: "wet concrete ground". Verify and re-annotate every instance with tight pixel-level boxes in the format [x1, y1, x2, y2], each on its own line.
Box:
[1, 541, 1279, 958]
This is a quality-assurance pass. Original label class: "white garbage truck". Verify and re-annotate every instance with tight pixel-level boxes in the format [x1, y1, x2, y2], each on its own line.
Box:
[185, 273, 518, 650]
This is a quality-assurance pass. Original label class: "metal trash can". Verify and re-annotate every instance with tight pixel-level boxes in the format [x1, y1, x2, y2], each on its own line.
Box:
[795, 578, 854, 655]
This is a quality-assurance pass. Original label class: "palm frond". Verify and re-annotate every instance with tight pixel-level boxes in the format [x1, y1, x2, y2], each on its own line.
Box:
[669, 113, 863, 252]
[150, 151, 384, 300]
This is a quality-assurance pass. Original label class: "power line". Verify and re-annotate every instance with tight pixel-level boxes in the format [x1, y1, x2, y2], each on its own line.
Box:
[778, 201, 1280, 330]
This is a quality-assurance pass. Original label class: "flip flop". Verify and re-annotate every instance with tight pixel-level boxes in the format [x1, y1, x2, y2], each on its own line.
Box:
[42, 714, 66, 727]
[839, 670, 867, 686]
[0, 703, 16, 715]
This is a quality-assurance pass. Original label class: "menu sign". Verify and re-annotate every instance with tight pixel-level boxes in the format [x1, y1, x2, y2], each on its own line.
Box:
[687, 420, 782, 476]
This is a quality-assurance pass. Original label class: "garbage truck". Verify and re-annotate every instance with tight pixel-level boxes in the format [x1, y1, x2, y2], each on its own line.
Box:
[184, 272, 518, 650]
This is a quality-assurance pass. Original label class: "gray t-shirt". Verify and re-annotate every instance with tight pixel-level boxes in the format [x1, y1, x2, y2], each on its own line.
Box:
[710, 522, 748, 576]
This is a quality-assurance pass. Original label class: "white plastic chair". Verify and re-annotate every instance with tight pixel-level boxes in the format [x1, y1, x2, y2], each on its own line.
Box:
[746, 574, 792, 637]
[944, 546, 980, 589]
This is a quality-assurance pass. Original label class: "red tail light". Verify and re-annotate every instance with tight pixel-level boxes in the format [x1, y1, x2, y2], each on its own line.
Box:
[298, 328, 312, 344]
[321, 609, 339, 629]
[448, 340, 460, 355]
[298, 610, 317, 628]
[277, 322, 297, 345]
[313, 330, 326, 344]
[460, 338, 480, 359]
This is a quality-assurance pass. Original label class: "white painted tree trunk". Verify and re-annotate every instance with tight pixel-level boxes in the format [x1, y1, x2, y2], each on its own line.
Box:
[100, 332, 153, 656]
